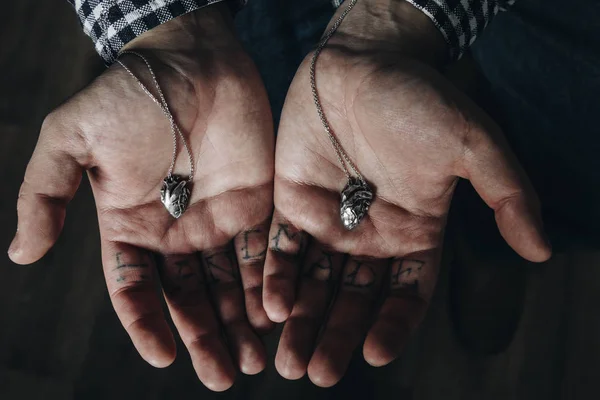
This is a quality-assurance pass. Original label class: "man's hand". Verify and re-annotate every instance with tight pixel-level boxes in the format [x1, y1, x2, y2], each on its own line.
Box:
[265, 0, 552, 387]
[8, 5, 274, 391]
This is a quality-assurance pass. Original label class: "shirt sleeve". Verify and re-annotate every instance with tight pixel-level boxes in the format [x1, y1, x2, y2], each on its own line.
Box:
[333, 0, 516, 60]
[67, 0, 245, 64]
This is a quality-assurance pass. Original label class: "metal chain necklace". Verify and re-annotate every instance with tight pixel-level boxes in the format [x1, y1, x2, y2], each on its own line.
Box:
[310, 0, 373, 230]
[117, 51, 194, 219]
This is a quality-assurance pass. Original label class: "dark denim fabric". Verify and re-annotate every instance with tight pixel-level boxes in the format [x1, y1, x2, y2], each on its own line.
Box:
[472, 0, 600, 247]
[235, 0, 335, 126]
[235, 0, 600, 248]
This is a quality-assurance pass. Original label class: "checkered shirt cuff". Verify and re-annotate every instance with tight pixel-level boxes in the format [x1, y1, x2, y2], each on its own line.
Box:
[333, 0, 515, 60]
[67, 0, 244, 64]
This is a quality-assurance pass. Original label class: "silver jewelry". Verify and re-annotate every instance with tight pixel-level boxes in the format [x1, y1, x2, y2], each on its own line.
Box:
[117, 51, 194, 218]
[310, 0, 373, 231]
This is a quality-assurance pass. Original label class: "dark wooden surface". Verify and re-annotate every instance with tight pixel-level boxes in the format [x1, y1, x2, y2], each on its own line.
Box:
[1, 1, 598, 399]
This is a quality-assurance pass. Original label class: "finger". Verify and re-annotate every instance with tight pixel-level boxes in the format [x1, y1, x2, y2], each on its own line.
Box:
[102, 241, 175, 368]
[275, 244, 344, 380]
[202, 246, 266, 376]
[157, 254, 236, 392]
[363, 252, 439, 367]
[307, 257, 386, 387]
[234, 222, 274, 334]
[9, 115, 84, 264]
[461, 121, 551, 262]
[263, 210, 308, 323]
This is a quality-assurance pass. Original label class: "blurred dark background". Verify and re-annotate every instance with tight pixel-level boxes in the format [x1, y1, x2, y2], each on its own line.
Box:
[1, 0, 599, 399]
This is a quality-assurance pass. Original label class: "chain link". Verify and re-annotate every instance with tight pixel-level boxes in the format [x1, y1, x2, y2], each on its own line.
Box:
[310, 0, 364, 183]
[117, 51, 195, 182]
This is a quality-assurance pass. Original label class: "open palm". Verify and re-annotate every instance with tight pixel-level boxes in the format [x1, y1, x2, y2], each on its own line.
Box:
[264, 46, 551, 386]
[9, 17, 274, 391]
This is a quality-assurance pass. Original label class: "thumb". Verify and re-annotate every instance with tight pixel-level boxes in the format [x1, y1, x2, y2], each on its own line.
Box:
[9, 115, 83, 264]
[460, 118, 552, 263]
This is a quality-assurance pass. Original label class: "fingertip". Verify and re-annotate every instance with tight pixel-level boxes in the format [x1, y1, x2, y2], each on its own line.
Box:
[204, 375, 235, 392]
[146, 353, 176, 369]
[263, 285, 293, 323]
[8, 249, 44, 265]
[141, 346, 176, 369]
[8, 234, 43, 265]
[495, 196, 553, 264]
[306, 343, 349, 388]
[363, 339, 391, 367]
[130, 318, 177, 369]
[364, 355, 391, 368]
[188, 335, 237, 392]
[535, 226, 553, 262]
[240, 361, 265, 376]
[363, 328, 405, 367]
[541, 247, 553, 262]
[263, 297, 292, 323]
[499, 223, 553, 264]
[11, 199, 67, 265]
[307, 362, 341, 388]
[238, 336, 267, 376]
[7, 236, 24, 264]
[526, 239, 552, 263]
[275, 349, 307, 380]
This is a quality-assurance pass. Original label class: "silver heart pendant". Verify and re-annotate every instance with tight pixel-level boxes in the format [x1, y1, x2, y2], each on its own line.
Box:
[340, 178, 373, 230]
[160, 175, 190, 219]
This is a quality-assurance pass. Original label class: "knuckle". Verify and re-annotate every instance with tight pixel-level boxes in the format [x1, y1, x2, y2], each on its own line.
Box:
[40, 108, 89, 161]
[40, 110, 64, 137]
[124, 309, 163, 332]
[109, 279, 151, 300]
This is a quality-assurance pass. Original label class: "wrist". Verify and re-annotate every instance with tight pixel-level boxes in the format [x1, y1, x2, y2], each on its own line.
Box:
[120, 2, 239, 55]
[330, 0, 449, 67]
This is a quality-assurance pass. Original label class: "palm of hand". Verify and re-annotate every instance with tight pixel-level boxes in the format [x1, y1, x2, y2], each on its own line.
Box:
[277, 52, 467, 258]
[12, 51, 274, 391]
[265, 50, 551, 386]
[89, 55, 273, 250]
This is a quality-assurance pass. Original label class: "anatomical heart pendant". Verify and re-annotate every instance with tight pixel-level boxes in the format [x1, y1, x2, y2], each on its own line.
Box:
[340, 178, 373, 230]
[160, 175, 190, 218]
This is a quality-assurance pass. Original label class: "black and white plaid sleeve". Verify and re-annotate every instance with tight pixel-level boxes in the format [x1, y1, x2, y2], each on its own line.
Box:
[66, 0, 244, 64]
[333, 0, 516, 60]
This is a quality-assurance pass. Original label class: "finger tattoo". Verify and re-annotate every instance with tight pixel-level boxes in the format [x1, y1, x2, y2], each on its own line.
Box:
[343, 260, 377, 289]
[114, 250, 151, 283]
[270, 223, 305, 255]
[305, 250, 335, 282]
[390, 259, 425, 295]
[240, 228, 267, 261]
[203, 250, 238, 284]
[159, 257, 203, 297]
